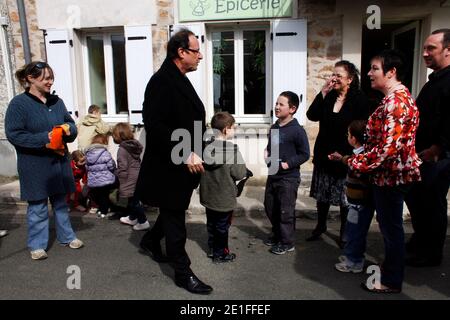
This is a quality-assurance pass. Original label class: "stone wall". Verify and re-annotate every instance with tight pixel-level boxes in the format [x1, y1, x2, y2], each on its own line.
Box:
[0, 0, 17, 140]
[153, 0, 173, 71]
[6, 0, 44, 68]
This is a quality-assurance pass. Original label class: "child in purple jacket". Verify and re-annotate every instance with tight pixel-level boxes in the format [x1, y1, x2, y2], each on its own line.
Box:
[85, 134, 117, 218]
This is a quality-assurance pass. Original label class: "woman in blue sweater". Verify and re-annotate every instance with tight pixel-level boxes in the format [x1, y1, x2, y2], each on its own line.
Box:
[5, 61, 84, 260]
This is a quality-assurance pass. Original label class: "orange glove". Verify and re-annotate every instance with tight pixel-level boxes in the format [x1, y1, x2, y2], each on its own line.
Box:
[46, 124, 70, 156]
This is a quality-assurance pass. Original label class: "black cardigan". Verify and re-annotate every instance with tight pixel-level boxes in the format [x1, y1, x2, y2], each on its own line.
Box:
[307, 90, 370, 178]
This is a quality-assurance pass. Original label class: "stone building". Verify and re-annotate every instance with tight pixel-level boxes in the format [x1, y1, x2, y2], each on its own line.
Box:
[0, 0, 449, 178]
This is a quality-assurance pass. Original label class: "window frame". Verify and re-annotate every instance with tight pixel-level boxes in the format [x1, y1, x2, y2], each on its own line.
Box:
[81, 29, 129, 123]
[207, 24, 272, 124]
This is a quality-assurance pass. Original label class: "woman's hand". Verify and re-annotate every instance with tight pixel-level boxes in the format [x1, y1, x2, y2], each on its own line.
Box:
[321, 75, 336, 98]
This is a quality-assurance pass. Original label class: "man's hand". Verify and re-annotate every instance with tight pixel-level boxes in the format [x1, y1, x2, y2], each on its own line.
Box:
[328, 152, 343, 161]
[281, 162, 289, 170]
[186, 152, 205, 174]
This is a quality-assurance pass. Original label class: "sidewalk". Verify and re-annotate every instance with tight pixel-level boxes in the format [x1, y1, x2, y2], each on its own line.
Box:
[1, 173, 449, 222]
[0, 173, 339, 220]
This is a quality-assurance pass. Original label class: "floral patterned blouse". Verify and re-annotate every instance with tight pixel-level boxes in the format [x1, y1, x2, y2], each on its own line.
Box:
[348, 86, 422, 186]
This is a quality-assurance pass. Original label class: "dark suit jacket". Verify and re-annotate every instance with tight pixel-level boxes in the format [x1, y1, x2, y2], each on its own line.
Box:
[136, 58, 206, 210]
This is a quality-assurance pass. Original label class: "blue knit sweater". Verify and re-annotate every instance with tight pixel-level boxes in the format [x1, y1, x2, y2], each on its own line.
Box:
[5, 92, 77, 201]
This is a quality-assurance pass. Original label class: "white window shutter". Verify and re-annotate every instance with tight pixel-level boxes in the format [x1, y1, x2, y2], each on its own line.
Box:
[272, 20, 307, 125]
[45, 29, 76, 115]
[124, 25, 153, 125]
[170, 23, 206, 106]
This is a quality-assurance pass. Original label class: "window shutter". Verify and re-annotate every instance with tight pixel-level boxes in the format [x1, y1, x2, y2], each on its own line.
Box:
[124, 25, 153, 125]
[170, 23, 206, 105]
[272, 20, 307, 125]
[44, 29, 76, 115]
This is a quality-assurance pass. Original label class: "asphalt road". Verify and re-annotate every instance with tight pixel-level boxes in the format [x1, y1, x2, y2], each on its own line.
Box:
[0, 205, 449, 302]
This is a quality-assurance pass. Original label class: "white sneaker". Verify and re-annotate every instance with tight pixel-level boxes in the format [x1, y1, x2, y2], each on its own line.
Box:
[30, 249, 48, 260]
[0, 229, 8, 238]
[68, 239, 84, 249]
[75, 205, 86, 212]
[133, 221, 150, 231]
[120, 216, 138, 226]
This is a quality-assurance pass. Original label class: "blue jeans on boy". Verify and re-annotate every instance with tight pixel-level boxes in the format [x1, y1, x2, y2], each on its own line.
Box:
[373, 185, 409, 290]
[344, 203, 375, 264]
[27, 193, 77, 251]
[206, 208, 232, 257]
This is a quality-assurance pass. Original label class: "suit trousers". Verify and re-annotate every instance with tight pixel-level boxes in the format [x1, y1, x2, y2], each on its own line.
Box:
[145, 207, 193, 278]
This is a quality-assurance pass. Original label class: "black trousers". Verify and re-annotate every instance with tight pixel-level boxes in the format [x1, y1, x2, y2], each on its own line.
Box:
[264, 176, 300, 246]
[405, 160, 450, 260]
[142, 207, 192, 277]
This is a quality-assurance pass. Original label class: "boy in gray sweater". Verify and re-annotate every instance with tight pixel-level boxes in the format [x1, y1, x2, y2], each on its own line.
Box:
[200, 112, 247, 263]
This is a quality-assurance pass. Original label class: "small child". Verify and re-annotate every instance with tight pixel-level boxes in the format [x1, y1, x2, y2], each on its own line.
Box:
[264, 91, 310, 255]
[329, 120, 373, 273]
[67, 150, 87, 211]
[77, 104, 111, 152]
[112, 123, 150, 231]
[85, 134, 117, 218]
[200, 112, 247, 263]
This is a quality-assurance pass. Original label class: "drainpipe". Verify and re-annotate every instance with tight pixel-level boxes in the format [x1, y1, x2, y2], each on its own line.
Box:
[0, 15, 15, 100]
[16, 0, 31, 64]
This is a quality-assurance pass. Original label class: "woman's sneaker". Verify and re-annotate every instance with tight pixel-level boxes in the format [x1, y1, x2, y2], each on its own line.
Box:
[133, 221, 150, 231]
[120, 216, 138, 226]
[335, 259, 364, 273]
[68, 239, 84, 249]
[30, 249, 48, 260]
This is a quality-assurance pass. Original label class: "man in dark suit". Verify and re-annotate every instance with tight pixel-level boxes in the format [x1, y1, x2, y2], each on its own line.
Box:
[136, 29, 212, 294]
[405, 29, 450, 267]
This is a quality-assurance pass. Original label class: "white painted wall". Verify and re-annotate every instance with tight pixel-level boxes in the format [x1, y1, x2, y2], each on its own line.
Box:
[36, 0, 157, 29]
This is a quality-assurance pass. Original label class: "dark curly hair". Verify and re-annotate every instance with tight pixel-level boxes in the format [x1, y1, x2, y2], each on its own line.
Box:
[335, 60, 361, 93]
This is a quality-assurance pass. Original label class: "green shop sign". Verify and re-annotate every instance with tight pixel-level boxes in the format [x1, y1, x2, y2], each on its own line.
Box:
[178, 0, 293, 22]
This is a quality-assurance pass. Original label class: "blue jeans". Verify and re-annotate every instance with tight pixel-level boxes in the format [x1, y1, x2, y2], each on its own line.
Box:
[27, 193, 77, 251]
[344, 203, 375, 264]
[373, 185, 408, 290]
[206, 208, 233, 257]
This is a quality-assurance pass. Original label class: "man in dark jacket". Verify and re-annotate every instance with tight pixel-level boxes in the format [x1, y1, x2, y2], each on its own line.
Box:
[135, 29, 212, 294]
[405, 29, 450, 267]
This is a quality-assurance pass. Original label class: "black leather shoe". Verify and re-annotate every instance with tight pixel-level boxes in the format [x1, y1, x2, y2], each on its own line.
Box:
[405, 256, 442, 267]
[175, 275, 213, 295]
[139, 240, 169, 263]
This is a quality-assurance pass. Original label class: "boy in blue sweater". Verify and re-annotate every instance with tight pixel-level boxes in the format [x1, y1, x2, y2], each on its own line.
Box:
[264, 91, 310, 254]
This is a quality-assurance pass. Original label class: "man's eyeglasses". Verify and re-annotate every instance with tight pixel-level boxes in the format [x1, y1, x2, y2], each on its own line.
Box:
[184, 47, 201, 55]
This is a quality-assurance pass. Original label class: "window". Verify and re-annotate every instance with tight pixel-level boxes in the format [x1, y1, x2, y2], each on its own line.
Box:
[83, 31, 128, 121]
[210, 26, 271, 123]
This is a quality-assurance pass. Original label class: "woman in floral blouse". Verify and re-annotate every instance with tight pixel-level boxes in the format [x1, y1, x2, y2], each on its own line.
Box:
[348, 50, 421, 293]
